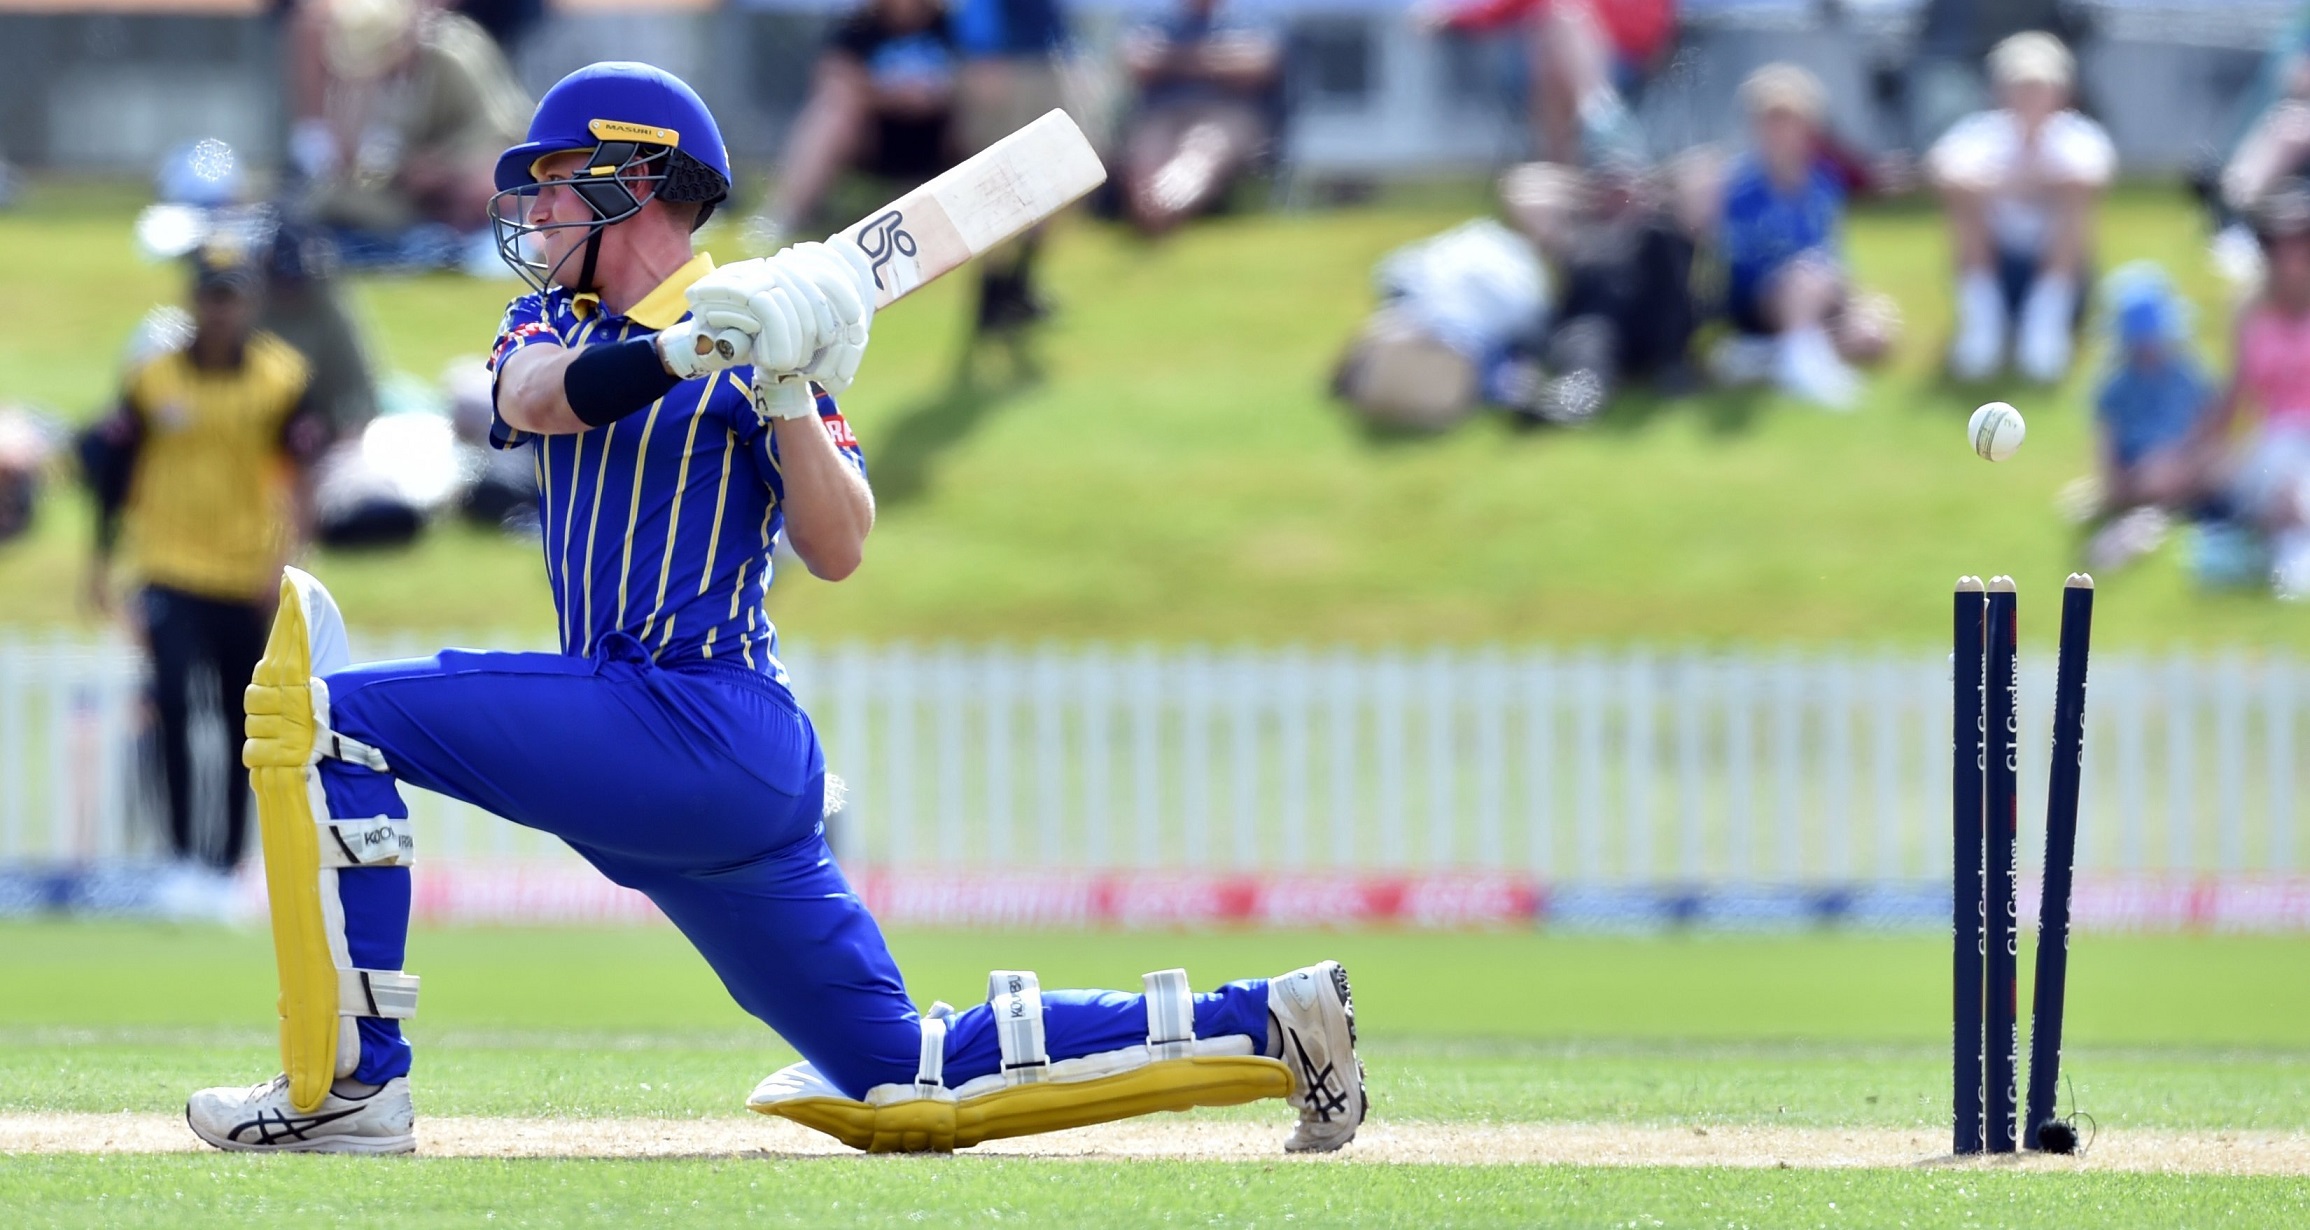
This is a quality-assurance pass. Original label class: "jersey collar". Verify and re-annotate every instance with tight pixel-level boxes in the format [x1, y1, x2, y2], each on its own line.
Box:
[572, 252, 717, 328]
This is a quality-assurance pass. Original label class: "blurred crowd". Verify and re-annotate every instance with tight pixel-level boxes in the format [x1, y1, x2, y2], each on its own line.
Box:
[7, 0, 2310, 899]
[1333, 1, 2310, 603]
[2, 1, 2310, 600]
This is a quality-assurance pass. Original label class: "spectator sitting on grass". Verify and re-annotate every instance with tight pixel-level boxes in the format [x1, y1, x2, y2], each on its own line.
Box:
[1709, 63, 1898, 411]
[1118, 0, 1281, 236]
[1928, 31, 2113, 384]
[747, 0, 961, 250]
[2082, 263, 2215, 570]
[298, 0, 530, 272]
[2200, 180, 2310, 598]
[1497, 157, 1709, 423]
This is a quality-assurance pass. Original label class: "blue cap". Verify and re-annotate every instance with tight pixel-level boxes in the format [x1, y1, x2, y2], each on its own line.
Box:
[494, 62, 731, 197]
[2118, 296, 2169, 346]
[2101, 260, 2188, 348]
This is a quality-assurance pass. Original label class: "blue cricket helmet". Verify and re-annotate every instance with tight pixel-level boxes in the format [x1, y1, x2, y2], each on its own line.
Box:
[495, 61, 731, 199]
[490, 62, 732, 293]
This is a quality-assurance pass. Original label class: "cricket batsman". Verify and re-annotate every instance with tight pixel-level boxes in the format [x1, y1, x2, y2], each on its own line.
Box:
[185, 62, 1363, 1156]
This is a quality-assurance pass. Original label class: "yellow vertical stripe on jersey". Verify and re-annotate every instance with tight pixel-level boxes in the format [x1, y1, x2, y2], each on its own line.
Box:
[639, 385, 713, 644]
[724, 558, 751, 622]
[556, 431, 586, 652]
[611, 399, 666, 629]
[578, 417, 619, 656]
[696, 429, 736, 597]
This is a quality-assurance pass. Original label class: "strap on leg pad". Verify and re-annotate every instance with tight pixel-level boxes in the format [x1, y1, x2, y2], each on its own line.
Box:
[309, 678, 390, 773]
[990, 970, 1048, 1085]
[1144, 968, 1197, 1060]
[749, 967, 1290, 1152]
[317, 818, 414, 867]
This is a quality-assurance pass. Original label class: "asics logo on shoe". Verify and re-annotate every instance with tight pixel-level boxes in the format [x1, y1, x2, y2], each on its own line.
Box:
[1286, 1033, 1350, 1123]
[231, 1106, 363, 1146]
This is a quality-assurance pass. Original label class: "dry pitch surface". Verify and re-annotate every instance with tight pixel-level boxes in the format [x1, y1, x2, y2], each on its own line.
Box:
[4, 1114, 2306, 1175]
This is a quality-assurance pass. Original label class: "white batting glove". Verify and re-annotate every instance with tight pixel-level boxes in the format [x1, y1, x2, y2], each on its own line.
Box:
[653, 316, 749, 381]
[684, 257, 808, 373]
[750, 370, 819, 422]
[791, 239, 876, 393]
[689, 244, 878, 391]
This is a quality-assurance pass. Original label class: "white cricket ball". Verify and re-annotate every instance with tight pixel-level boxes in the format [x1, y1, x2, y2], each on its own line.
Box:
[1969, 402, 2026, 462]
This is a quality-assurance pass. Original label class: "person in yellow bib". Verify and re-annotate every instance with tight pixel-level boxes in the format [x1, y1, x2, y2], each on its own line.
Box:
[83, 245, 327, 913]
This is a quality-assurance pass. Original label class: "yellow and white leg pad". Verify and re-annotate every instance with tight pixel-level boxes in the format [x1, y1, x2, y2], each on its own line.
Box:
[748, 968, 1292, 1153]
[243, 567, 419, 1115]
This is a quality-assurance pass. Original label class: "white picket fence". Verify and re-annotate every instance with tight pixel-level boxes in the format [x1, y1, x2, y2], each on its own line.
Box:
[1, 630, 2302, 883]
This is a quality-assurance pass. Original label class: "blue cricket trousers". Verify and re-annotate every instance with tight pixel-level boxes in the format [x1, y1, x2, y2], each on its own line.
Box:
[314, 633, 1269, 1097]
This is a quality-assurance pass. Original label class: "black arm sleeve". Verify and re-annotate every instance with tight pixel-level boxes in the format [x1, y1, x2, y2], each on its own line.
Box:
[563, 335, 683, 428]
[77, 400, 144, 557]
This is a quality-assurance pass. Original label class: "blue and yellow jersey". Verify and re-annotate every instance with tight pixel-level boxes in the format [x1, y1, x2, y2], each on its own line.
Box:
[485, 253, 866, 677]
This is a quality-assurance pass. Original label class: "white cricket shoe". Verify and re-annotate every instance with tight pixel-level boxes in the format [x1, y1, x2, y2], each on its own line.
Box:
[186, 1074, 415, 1154]
[1268, 960, 1365, 1153]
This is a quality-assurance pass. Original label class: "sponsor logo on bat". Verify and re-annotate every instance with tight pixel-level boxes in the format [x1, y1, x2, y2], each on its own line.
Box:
[855, 209, 919, 292]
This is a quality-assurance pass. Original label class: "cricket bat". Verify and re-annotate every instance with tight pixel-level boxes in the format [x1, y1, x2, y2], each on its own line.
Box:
[704, 109, 1106, 359]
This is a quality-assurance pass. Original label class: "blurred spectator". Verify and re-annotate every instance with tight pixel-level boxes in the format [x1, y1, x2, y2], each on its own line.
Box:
[257, 211, 381, 438]
[1928, 32, 2112, 384]
[2206, 9, 2310, 289]
[1117, 0, 1281, 236]
[448, 0, 545, 55]
[2214, 5, 2310, 196]
[136, 148, 379, 440]
[0, 407, 60, 546]
[2083, 263, 2215, 570]
[954, 0, 1072, 333]
[1498, 158, 1706, 422]
[1332, 219, 1550, 431]
[287, 0, 542, 162]
[1707, 64, 1898, 411]
[2221, 96, 2310, 227]
[2202, 181, 2310, 597]
[294, 0, 531, 271]
[1433, 0, 1676, 167]
[1901, 0, 2086, 150]
[78, 246, 326, 916]
[749, 0, 961, 249]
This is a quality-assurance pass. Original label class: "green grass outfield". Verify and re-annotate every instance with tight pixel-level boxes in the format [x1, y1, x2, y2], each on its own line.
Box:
[3, 922, 2308, 1226]
[0, 182, 2297, 650]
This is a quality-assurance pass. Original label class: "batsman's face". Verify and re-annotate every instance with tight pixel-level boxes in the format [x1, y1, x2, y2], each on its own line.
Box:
[523, 151, 599, 285]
